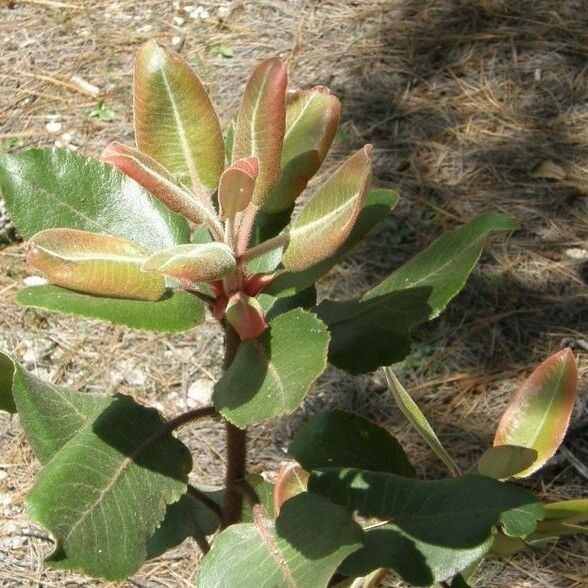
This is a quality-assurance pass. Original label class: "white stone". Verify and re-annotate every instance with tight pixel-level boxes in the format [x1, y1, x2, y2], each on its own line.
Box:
[23, 276, 49, 287]
[187, 379, 214, 406]
[45, 121, 62, 134]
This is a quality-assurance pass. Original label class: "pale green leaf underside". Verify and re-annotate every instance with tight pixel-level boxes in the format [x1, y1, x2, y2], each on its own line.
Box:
[0, 148, 190, 253]
[27, 395, 192, 580]
[16, 285, 205, 332]
[213, 309, 330, 427]
[383, 367, 460, 477]
[197, 493, 363, 588]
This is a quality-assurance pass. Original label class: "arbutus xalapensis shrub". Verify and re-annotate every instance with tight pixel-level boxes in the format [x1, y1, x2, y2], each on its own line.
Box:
[0, 40, 585, 587]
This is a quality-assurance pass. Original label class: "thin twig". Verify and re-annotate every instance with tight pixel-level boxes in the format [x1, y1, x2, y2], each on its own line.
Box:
[165, 406, 218, 432]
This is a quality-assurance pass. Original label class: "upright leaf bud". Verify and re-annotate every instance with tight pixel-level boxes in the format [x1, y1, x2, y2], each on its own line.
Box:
[218, 157, 259, 220]
[225, 292, 268, 340]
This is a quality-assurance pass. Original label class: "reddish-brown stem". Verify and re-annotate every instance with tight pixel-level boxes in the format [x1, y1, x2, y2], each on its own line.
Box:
[165, 405, 218, 432]
[222, 325, 247, 527]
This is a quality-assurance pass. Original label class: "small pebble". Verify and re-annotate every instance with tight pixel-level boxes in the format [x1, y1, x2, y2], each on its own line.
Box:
[45, 121, 62, 134]
[171, 36, 185, 52]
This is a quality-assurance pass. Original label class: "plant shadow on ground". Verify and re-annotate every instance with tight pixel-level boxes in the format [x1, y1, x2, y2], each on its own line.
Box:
[314, 0, 587, 438]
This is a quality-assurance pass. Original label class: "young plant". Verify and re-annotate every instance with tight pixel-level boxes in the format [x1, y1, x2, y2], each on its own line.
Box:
[0, 41, 584, 586]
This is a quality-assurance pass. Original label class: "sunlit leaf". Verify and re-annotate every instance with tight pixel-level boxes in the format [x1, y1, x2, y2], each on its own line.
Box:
[27, 395, 192, 580]
[134, 40, 224, 194]
[101, 142, 220, 228]
[267, 188, 398, 297]
[288, 409, 414, 477]
[0, 149, 190, 253]
[477, 445, 538, 480]
[264, 87, 340, 213]
[273, 462, 309, 516]
[282, 145, 372, 271]
[383, 367, 460, 477]
[0, 352, 109, 460]
[27, 229, 165, 301]
[17, 285, 205, 332]
[143, 242, 236, 283]
[317, 213, 518, 374]
[225, 293, 268, 340]
[219, 157, 259, 220]
[494, 348, 578, 477]
[197, 493, 363, 588]
[232, 58, 287, 206]
[213, 309, 329, 427]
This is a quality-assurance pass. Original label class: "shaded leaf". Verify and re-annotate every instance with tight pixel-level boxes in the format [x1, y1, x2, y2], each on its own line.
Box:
[477, 445, 538, 480]
[0, 148, 190, 253]
[289, 409, 414, 477]
[494, 348, 578, 477]
[27, 395, 192, 580]
[317, 213, 519, 374]
[340, 523, 491, 587]
[232, 58, 287, 206]
[257, 287, 317, 321]
[0, 353, 17, 413]
[101, 142, 221, 231]
[282, 146, 372, 271]
[0, 352, 108, 460]
[543, 499, 588, 522]
[383, 367, 460, 477]
[310, 469, 542, 542]
[17, 285, 205, 332]
[143, 242, 235, 283]
[213, 309, 329, 427]
[27, 229, 165, 301]
[146, 490, 222, 559]
[197, 493, 363, 588]
[264, 87, 340, 213]
[134, 40, 224, 193]
[268, 188, 399, 297]
[225, 293, 268, 340]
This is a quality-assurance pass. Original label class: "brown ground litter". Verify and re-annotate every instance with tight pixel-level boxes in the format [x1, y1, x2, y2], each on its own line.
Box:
[0, 1, 586, 586]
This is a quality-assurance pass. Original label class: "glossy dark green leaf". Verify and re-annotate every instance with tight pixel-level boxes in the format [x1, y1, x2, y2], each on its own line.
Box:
[16, 285, 205, 332]
[197, 493, 363, 588]
[0, 149, 190, 252]
[317, 213, 518, 374]
[309, 470, 542, 544]
[267, 189, 399, 297]
[288, 409, 414, 477]
[257, 287, 317, 320]
[27, 394, 192, 580]
[213, 309, 329, 427]
[0, 352, 109, 461]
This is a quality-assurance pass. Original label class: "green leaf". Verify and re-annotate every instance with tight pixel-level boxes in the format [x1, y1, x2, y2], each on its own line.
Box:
[0, 353, 17, 413]
[232, 58, 287, 206]
[282, 146, 372, 272]
[340, 523, 491, 587]
[27, 394, 192, 580]
[494, 348, 578, 477]
[383, 367, 460, 477]
[146, 490, 222, 559]
[267, 188, 399, 297]
[0, 148, 190, 252]
[101, 142, 222, 233]
[0, 353, 109, 461]
[477, 445, 538, 480]
[263, 87, 340, 213]
[531, 499, 588, 539]
[288, 409, 414, 477]
[89, 100, 115, 122]
[27, 228, 166, 301]
[257, 287, 317, 321]
[134, 41, 224, 193]
[213, 309, 329, 427]
[310, 469, 542, 541]
[143, 242, 236, 283]
[17, 285, 205, 332]
[310, 469, 542, 585]
[317, 213, 518, 374]
[197, 493, 364, 588]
